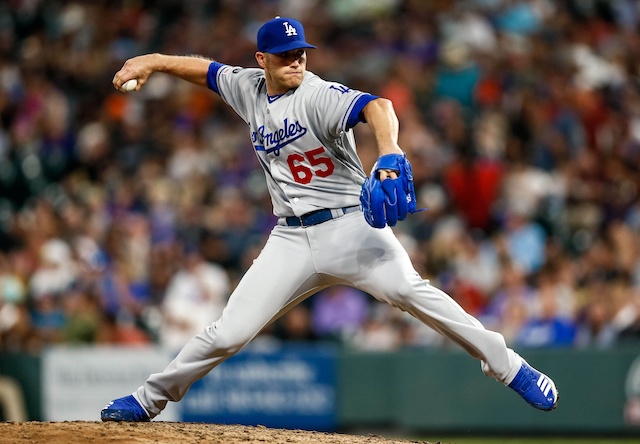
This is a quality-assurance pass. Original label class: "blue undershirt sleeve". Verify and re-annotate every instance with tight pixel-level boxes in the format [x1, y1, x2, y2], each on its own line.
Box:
[206, 61, 226, 94]
[346, 94, 379, 129]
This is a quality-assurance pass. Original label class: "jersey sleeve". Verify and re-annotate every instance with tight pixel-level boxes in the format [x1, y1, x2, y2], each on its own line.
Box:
[206, 63, 264, 123]
[307, 79, 378, 139]
[346, 93, 378, 128]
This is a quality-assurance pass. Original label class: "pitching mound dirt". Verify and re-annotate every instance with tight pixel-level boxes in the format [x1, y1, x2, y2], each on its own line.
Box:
[0, 421, 437, 444]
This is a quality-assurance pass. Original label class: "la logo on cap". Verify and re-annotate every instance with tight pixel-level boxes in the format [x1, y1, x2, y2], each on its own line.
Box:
[283, 21, 297, 36]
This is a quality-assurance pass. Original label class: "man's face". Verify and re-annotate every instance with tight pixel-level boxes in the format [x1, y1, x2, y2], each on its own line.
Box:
[257, 49, 307, 93]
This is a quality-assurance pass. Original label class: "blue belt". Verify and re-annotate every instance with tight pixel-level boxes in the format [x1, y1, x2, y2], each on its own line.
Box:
[284, 205, 360, 227]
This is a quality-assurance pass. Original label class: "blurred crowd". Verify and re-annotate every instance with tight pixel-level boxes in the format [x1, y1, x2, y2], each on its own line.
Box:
[2, 0, 640, 354]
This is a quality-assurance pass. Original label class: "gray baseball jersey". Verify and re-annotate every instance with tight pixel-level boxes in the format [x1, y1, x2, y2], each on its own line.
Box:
[132, 65, 524, 418]
[211, 65, 367, 217]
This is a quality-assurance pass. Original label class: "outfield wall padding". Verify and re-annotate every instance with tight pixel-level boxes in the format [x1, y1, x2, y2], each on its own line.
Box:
[2, 346, 640, 435]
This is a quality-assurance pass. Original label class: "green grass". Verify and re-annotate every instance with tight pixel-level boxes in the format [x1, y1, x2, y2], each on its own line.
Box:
[423, 438, 639, 444]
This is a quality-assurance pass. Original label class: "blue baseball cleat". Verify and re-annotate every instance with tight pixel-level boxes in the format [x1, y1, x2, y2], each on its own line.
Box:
[508, 361, 558, 411]
[101, 395, 150, 422]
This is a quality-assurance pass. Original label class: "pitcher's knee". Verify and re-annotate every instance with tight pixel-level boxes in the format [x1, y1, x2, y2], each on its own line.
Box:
[382, 278, 423, 306]
[204, 322, 253, 356]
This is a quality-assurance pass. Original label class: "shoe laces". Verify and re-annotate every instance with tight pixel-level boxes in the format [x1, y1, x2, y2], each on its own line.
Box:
[510, 364, 535, 395]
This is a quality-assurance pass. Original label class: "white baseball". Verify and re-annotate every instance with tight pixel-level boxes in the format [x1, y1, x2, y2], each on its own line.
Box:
[121, 79, 138, 92]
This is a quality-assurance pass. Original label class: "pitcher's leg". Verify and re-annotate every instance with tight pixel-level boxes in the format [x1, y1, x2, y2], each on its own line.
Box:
[322, 218, 556, 410]
[361, 265, 521, 382]
[136, 227, 325, 417]
[315, 215, 521, 383]
[357, 267, 557, 410]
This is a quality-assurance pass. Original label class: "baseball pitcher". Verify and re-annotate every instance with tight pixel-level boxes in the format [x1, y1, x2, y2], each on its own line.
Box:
[101, 17, 557, 422]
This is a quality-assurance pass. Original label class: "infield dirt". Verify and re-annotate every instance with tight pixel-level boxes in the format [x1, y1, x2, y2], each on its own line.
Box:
[0, 421, 437, 444]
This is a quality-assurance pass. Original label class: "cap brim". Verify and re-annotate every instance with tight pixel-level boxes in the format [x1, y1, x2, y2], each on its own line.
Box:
[265, 41, 316, 54]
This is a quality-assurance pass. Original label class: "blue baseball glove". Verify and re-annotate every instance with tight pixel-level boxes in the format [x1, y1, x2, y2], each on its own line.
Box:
[360, 153, 418, 229]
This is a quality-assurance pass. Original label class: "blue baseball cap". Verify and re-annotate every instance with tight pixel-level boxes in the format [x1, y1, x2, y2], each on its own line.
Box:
[257, 17, 316, 54]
